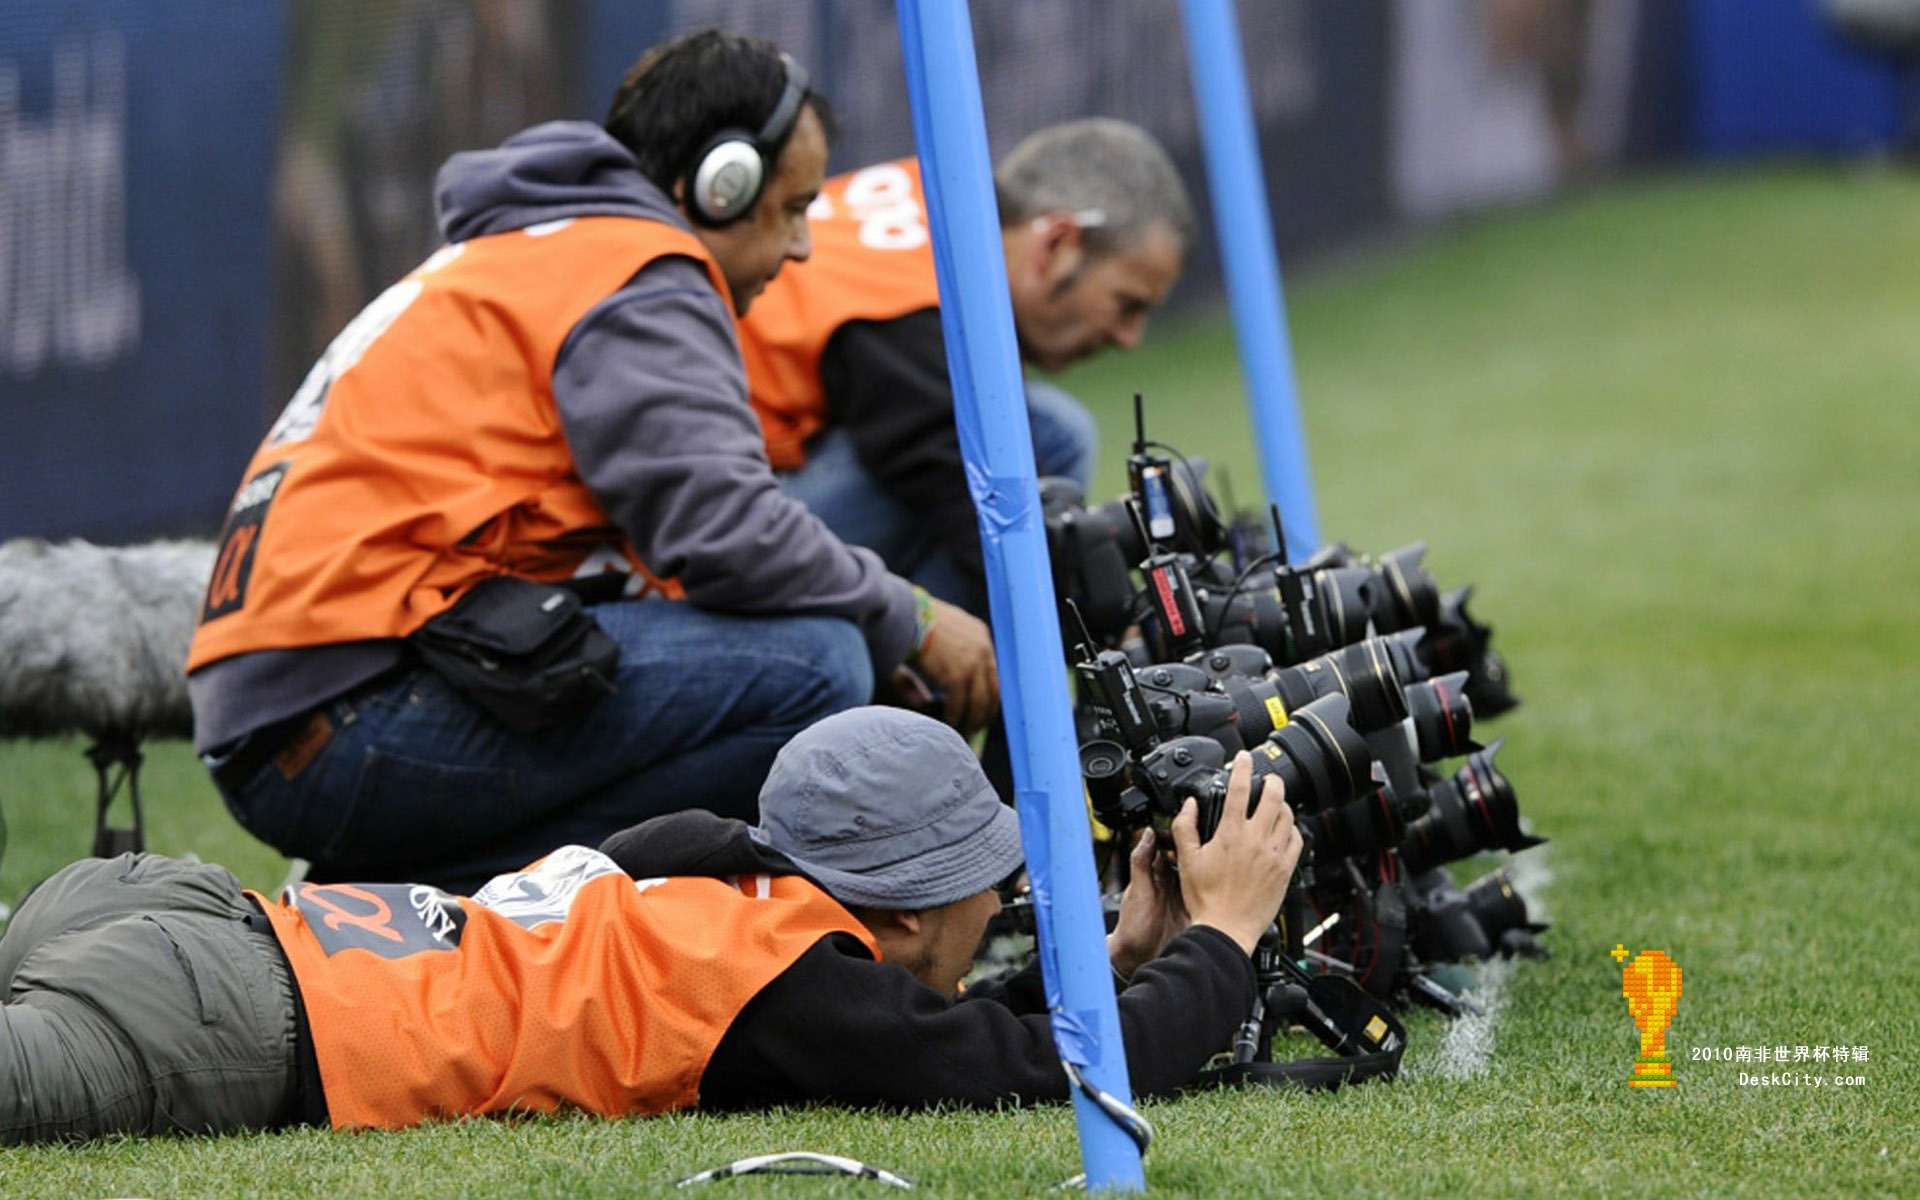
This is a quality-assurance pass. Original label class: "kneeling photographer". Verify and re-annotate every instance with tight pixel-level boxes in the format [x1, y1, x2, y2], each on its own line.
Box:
[0, 708, 1298, 1141]
[185, 31, 998, 894]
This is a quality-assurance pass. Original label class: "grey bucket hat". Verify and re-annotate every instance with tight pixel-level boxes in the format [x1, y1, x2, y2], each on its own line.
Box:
[754, 707, 1024, 910]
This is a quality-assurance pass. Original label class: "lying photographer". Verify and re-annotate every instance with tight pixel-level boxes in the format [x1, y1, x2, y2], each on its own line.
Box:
[0, 707, 1298, 1141]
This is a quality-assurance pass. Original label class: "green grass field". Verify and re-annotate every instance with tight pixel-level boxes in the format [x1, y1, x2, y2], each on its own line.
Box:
[3, 162, 1916, 1196]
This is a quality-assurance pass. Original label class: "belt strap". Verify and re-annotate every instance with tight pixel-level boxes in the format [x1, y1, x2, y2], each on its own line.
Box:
[242, 896, 330, 1128]
[209, 710, 321, 796]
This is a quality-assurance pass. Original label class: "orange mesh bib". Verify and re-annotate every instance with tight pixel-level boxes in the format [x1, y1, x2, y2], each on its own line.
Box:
[191, 217, 726, 669]
[256, 847, 876, 1129]
[737, 159, 943, 470]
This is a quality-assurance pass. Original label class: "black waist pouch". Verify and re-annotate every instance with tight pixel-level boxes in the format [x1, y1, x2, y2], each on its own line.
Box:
[410, 576, 620, 733]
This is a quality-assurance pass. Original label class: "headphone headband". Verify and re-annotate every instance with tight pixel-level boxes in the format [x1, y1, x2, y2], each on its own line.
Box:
[754, 54, 810, 157]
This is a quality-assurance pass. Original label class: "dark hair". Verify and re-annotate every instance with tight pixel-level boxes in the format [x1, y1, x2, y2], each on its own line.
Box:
[603, 28, 836, 196]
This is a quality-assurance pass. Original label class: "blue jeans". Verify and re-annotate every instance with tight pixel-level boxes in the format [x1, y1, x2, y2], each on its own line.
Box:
[780, 380, 1098, 616]
[216, 601, 871, 893]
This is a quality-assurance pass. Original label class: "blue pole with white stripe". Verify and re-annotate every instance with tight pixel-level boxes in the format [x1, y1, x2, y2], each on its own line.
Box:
[896, 0, 1146, 1189]
[1181, 0, 1322, 559]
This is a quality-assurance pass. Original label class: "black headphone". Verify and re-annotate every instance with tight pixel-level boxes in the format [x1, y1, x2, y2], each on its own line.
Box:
[684, 53, 810, 228]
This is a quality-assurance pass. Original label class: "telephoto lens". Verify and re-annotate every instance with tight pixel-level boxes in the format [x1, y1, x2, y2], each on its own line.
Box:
[1303, 540, 1443, 641]
[1366, 542, 1443, 634]
[1412, 866, 1550, 963]
[1377, 626, 1431, 686]
[1307, 783, 1429, 863]
[1295, 565, 1375, 661]
[1419, 585, 1519, 718]
[1403, 670, 1475, 762]
[1246, 692, 1376, 820]
[1103, 640, 1443, 765]
[1195, 581, 1291, 659]
[1267, 638, 1410, 735]
[1397, 739, 1544, 876]
[1412, 876, 1493, 962]
[1458, 867, 1550, 959]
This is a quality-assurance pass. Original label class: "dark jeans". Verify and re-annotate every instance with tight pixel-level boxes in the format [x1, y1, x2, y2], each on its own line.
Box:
[215, 600, 872, 893]
[779, 380, 1098, 617]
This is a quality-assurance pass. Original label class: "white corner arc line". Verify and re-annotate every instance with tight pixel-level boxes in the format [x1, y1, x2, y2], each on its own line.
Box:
[1426, 849, 1553, 1081]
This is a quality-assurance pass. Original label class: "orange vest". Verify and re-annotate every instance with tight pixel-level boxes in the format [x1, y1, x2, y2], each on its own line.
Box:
[737, 159, 944, 470]
[254, 846, 877, 1129]
[189, 217, 723, 671]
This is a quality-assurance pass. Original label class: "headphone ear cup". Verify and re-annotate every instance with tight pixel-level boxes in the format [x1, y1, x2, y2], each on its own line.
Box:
[686, 131, 766, 226]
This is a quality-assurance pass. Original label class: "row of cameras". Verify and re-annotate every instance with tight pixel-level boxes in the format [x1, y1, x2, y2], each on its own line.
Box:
[1036, 424, 1548, 1014]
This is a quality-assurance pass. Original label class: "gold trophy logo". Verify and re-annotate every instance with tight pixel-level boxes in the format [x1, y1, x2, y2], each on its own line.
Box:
[1615, 945, 1681, 1088]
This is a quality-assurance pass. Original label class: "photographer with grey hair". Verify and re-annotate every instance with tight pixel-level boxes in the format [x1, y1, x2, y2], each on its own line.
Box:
[0, 707, 1297, 1140]
[738, 118, 1194, 619]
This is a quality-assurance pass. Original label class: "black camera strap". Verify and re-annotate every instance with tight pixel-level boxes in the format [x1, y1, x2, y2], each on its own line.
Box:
[1193, 947, 1408, 1094]
[1194, 1046, 1403, 1092]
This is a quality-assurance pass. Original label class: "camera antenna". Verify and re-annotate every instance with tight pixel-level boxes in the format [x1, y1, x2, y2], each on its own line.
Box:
[1065, 598, 1100, 663]
[1132, 391, 1148, 455]
[1269, 500, 1290, 568]
[1124, 496, 1154, 556]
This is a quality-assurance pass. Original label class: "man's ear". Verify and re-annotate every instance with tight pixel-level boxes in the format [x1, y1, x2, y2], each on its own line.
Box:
[851, 906, 924, 937]
[886, 908, 926, 937]
[1032, 212, 1087, 288]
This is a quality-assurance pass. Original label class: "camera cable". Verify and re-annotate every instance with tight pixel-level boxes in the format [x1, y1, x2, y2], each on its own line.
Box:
[1061, 1058, 1154, 1155]
[675, 1151, 914, 1189]
[1204, 550, 1278, 644]
[1051, 1059, 1154, 1190]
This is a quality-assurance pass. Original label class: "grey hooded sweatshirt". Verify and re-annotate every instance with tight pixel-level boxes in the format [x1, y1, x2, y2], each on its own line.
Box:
[191, 122, 915, 752]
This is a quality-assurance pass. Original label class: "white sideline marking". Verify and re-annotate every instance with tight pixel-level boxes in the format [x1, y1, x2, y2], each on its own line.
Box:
[1428, 851, 1552, 1080]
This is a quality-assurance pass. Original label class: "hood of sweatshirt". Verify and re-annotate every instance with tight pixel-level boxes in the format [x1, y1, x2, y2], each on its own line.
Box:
[598, 810, 805, 883]
[434, 119, 688, 244]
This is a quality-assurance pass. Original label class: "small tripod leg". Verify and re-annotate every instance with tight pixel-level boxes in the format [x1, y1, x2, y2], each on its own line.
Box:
[84, 731, 147, 858]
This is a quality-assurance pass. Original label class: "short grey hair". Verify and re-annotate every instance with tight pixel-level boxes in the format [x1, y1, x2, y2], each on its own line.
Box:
[995, 118, 1195, 265]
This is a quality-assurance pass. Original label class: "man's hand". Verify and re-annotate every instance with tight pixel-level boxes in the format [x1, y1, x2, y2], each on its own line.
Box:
[1106, 829, 1190, 981]
[912, 597, 999, 736]
[1168, 753, 1303, 956]
[876, 664, 940, 714]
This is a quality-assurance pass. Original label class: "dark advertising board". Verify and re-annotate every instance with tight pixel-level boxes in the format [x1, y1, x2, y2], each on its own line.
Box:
[1, 1, 282, 541]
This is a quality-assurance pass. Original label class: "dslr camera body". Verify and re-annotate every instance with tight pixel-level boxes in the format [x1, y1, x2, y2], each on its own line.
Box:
[1048, 397, 1548, 1028]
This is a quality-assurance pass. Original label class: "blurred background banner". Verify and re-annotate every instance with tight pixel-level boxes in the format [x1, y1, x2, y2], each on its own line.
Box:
[268, 0, 583, 429]
[2, 0, 1913, 542]
[1, 0, 281, 542]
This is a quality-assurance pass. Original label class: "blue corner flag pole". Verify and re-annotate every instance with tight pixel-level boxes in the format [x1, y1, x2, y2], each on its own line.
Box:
[896, 0, 1147, 1190]
[1180, 0, 1321, 560]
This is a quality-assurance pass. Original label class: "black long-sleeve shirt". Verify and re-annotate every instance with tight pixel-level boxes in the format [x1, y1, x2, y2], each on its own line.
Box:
[699, 926, 1254, 1109]
[597, 811, 1258, 1111]
[819, 310, 991, 585]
